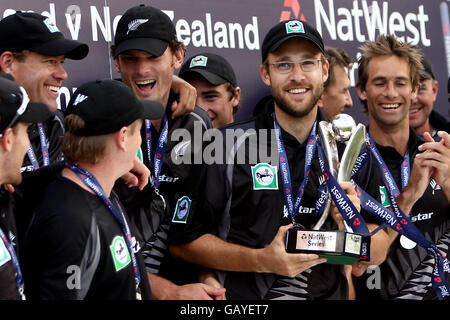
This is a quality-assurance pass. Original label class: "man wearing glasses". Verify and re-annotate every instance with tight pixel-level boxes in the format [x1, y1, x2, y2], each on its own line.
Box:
[169, 19, 363, 299]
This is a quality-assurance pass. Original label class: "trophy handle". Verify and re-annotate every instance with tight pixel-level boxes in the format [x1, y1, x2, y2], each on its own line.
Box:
[313, 122, 366, 231]
[313, 121, 338, 231]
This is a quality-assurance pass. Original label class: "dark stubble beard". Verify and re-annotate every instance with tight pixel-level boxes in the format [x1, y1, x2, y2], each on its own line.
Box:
[272, 82, 324, 118]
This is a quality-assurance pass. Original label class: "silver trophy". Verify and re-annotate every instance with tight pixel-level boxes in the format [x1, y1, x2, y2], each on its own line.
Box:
[285, 114, 367, 264]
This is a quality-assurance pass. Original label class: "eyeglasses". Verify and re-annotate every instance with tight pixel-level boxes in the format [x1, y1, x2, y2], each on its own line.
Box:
[268, 58, 323, 74]
[0, 86, 29, 138]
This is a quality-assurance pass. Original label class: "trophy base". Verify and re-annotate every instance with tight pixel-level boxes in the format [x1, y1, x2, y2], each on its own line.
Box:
[285, 229, 363, 265]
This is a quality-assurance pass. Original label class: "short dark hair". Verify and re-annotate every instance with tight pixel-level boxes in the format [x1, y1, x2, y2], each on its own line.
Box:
[323, 46, 351, 89]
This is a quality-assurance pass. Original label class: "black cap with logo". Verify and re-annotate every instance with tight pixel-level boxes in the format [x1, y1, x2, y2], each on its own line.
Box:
[65, 79, 164, 136]
[179, 53, 237, 87]
[113, 5, 177, 58]
[261, 19, 325, 62]
[0, 74, 52, 136]
[0, 12, 89, 60]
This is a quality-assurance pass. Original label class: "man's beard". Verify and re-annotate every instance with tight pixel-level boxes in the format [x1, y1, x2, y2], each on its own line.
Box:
[272, 82, 323, 118]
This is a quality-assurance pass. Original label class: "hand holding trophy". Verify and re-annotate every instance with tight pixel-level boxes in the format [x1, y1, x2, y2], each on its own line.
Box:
[286, 114, 369, 264]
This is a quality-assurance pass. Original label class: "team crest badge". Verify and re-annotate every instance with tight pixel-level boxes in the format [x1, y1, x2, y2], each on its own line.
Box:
[190, 55, 208, 68]
[251, 163, 278, 190]
[285, 20, 304, 34]
[172, 196, 192, 224]
[110, 236, 131, 272]
[379, 186, 391, 207]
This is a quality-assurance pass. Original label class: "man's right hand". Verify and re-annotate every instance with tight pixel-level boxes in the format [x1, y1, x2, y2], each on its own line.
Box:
[257, 224, 327, 277]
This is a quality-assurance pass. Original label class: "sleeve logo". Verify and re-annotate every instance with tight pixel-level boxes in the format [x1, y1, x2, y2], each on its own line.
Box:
[0, 239, 11, 268]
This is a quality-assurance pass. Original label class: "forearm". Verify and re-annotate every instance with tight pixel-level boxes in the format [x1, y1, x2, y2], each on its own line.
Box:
[147, 272, 178, 300]
[169, 233, 264, 273]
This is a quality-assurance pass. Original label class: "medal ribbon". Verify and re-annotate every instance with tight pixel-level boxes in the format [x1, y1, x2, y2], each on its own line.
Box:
[67, 161, 141, 287]
[273, 113, 317, 222]
[144, 116, 168, 189]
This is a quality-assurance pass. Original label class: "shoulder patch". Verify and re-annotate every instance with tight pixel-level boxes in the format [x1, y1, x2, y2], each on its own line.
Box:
[172, 196, 192, 224]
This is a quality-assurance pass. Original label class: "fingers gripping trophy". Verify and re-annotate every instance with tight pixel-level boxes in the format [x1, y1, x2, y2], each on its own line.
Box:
[286, 114, 370, 264]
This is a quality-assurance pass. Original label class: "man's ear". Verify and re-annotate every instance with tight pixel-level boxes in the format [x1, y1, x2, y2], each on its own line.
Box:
[356, 84, 367, 101]
[260, 64, 271, 87]
[114, 57, 121, 73]
[322, 59, 329, 84]
[172, 47, 185, 70]
[0, 128, 14, 153]
[0, 51, 16, 74]
[114, 126, 128, 152]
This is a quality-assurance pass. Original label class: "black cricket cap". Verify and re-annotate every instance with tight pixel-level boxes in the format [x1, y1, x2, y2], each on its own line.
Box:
[65, 79, 164, 136]
[113, 5, 177, 58]
[0, 74, 52, 135]
[261, 19, 325, 62]
[0, 11, 88, 60]
[420, 54, 435, 80]
[179, 53, 237, 87]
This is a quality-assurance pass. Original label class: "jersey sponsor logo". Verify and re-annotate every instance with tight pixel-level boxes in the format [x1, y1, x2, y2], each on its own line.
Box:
[110, 236, 131, 272]
[172, 196, 192, 224]
[410, 212, 434, 222]
[190, 55, 208, 68]
[251, 163, 278, 190]
[0, 238, 12, 268]
[285, 20, 304, 34]
[379, 186, 391, 207]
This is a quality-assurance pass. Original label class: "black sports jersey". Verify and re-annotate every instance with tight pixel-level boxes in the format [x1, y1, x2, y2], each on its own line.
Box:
[21, 110, 65, 174]
[0, 190, 20, 300]
[23, 175, 151, 300]
[353, 127, 450, 300]
[176, 97, 348, 300]
[115, 90, 212, 284]
[429, 110, 450, 140]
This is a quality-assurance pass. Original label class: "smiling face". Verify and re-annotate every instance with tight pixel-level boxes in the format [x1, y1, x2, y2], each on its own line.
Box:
[358, 55, 415, 130]
[186, 75, 238, 128]
[6, 51, 67, 112]
[409, 78, 438, 134]
[260, 38, 328, 119]
[114, 47, 183, 107]
[320, 64, 353, 120]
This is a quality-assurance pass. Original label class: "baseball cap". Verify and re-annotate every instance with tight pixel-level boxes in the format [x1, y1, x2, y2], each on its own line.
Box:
[420, 55, 435, 80]
[261, 19, 325, 62]
[0, 12, 89, 60]
[65, 79, 164, 136]
[113, 5, 177, 58]
[0, 74, 52, 136]
[179, 53, 237, 87]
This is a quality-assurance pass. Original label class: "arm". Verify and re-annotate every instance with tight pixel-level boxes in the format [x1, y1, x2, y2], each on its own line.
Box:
[147, 272, 225, 300]
[169, 225, 326, 278]
[120, 156, 150, 191]
[170, 75, 197, 119]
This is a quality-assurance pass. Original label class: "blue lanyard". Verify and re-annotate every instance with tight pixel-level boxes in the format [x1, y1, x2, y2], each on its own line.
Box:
[67, 161, 141, 287]
[273, 113, 317, 223]
[27, 122, 50, 170]
[0, 226, 25, 299]
[352, 134, 450, 299]
[144, 117, 168, 190]
[365, 133, 410, 220]
[316, 142, 371, 261]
